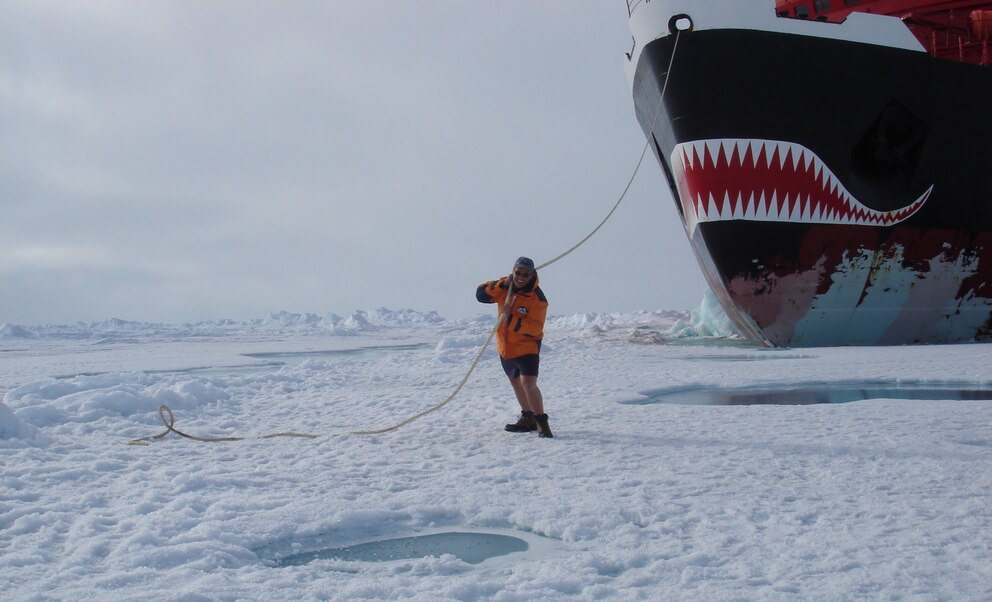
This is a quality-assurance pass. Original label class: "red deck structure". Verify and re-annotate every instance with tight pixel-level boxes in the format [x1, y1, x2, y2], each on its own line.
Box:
[775, 0, 992, 64]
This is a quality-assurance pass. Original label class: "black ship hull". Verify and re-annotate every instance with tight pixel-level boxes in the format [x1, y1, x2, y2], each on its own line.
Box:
[630, 24, 992, 346]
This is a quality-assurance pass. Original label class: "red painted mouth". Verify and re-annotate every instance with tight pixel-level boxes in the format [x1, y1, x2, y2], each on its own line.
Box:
[671, 139, 932, 235]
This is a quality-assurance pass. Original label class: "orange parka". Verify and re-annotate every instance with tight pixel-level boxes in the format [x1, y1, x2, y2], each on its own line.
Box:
[476, 273, 548, 359]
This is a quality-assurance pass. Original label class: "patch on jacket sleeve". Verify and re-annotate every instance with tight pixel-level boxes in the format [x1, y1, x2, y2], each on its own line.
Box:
[516, 307, 528, 315]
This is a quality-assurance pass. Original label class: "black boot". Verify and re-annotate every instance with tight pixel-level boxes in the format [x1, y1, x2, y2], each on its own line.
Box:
[535, 414, 553, 438]
[504, 411, 537, 432]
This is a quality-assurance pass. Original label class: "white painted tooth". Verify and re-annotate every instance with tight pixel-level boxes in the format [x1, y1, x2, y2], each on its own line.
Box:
[762, 141, 775, 170]
[839, 183, 852, 204]
[803, 148, 815, 172]
[776, 141, 789, 170]
[844, 194, 856, 213]
[696, 140, 708, 160]
[733, 139, 745, 166]
[746, 191, 757, 218]
[790, 195, 802, 221]
[782, 143, 794, 171]
[845, 194, 857, 212]
[688, 145, 699, 170]
[685, 142, 698, 169]
[748, 140, 760, 168]
[696, 192, 706, 219]
[827, 204, 837, 223]
[722, 191, 735, 219]
[708, 192, 718, 219]
[755, 190, 767, 218]
[768, 190, 779, 220]
[676, 145, 689, 170]
[824, 197, 840, 223]
[779, 193, 791, 220]
[704, 140, 722, 168]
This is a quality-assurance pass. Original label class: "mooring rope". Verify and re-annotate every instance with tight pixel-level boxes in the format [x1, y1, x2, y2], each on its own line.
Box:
[534, 29, 681, 273]
[126, 30, 682, 445]
[127, 405, 320, 445]
[126, 311, 503, 445]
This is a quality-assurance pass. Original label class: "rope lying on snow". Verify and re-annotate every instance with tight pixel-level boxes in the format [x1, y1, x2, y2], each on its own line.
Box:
[126, 30, 683, 446]
[127, 405, 320, 445]
[127, 318, 499, 445]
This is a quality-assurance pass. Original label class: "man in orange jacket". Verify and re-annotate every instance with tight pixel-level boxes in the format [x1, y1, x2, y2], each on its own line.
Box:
[476, 256, 552, 438]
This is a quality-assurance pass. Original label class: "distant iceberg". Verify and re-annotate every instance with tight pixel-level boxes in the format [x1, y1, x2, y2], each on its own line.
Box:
[1, 323, 35, 338]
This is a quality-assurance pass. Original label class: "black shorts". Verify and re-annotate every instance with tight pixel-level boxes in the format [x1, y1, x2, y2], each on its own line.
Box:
[500, 354, 540, 378]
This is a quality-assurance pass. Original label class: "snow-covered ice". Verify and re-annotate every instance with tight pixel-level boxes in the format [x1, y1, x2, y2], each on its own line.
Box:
[1, 305, 990, 600]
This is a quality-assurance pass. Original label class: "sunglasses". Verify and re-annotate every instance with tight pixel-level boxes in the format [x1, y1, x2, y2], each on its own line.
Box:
[513, 269, 533, 278]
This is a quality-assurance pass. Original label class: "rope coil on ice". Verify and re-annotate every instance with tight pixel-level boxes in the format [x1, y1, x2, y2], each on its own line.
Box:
[125, 30, 683, 446]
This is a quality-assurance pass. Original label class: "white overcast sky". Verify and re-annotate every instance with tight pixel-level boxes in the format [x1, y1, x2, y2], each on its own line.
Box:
[1, 0, 706, 325]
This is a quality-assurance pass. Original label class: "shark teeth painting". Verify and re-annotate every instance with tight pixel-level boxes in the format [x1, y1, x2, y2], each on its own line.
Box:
[671, 139, 932, 236]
